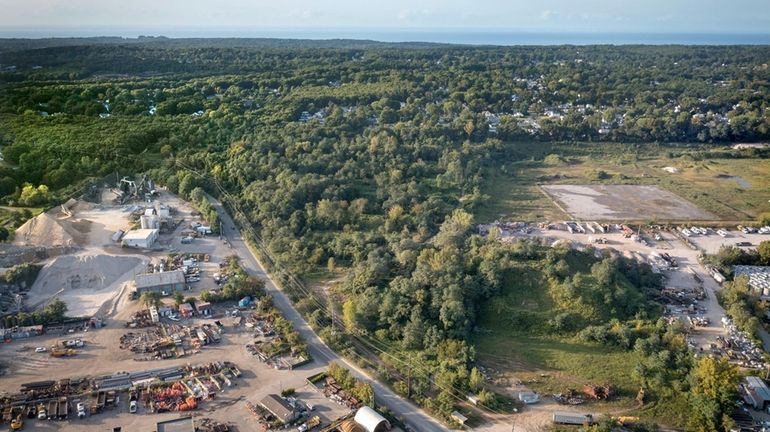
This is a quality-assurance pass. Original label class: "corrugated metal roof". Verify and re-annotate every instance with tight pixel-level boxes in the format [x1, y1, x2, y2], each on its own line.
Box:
[135, 270, 185, 288]
[746, 376, 770, 400]
[259, 394, 294, 422]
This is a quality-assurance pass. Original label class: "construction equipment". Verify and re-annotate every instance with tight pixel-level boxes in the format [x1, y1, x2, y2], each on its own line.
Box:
[10, 413, 23, 431]
[50, 348, 77, 357]
[306, 415, 321, 428]
[120, 177, 138, 199]
[615, 416, 639, 426]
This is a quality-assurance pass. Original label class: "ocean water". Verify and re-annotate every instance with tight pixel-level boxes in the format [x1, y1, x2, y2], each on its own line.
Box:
[246, 30, 770, 45]
[2, 28, 769, 45]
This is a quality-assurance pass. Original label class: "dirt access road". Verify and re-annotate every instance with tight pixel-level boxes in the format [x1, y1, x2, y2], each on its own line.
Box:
[206, 194, 452, 432]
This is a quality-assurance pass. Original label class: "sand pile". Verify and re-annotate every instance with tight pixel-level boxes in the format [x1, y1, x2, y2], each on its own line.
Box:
[28, 253, 145, 316]
[13, 211, 91, 248]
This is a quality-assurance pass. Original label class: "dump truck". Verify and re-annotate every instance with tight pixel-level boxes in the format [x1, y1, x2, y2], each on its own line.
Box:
[57, 397, 69, 420]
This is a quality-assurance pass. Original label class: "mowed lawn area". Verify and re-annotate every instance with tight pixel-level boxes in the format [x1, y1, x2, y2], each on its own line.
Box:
[475, 142, 770, 223]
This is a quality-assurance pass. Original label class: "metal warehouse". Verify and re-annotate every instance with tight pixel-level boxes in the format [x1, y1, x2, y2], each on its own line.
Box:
[134, 270, 186, 295]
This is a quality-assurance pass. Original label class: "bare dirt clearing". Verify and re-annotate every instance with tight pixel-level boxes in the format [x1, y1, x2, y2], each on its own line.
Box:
[542, 184, 718, 221]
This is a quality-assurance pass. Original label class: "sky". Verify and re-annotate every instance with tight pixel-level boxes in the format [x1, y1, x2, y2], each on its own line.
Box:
[1, 0, 769, 37]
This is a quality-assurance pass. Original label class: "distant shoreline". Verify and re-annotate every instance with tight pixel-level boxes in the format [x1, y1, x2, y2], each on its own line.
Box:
[1, 30, 770, 46]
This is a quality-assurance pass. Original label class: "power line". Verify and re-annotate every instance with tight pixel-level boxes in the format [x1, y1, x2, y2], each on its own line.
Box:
[174, 159, 514, 418]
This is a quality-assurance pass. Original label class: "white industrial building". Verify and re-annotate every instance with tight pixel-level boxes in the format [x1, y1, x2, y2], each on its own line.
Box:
[140, 214, 160, 229]
[122, 229, 159, 249]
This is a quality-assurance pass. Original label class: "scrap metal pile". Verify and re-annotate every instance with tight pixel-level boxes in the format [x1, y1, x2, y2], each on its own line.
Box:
[197, 418, 231, 432]
[145, 362, 240, 413]
[582, 384, 614, 400]
[710, 317, 768, 369]
[120, 321, 221, 360]
[148, 382, 198, 412]
[322, 377, 361, 409]
[244, 312, 307, 369]
[552, 390, 585, 405]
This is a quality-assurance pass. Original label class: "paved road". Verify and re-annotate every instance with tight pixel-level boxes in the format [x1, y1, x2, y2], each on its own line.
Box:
[207, 195, 450, 432]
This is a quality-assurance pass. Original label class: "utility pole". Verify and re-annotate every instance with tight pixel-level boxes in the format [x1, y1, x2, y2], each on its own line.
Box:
[407, 366, 411, 398]
[329, 297, 336, 336]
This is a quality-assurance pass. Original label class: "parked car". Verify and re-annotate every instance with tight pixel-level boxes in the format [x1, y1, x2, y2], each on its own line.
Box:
[34, 347, 47, 353]
[129, 400, 137, 413]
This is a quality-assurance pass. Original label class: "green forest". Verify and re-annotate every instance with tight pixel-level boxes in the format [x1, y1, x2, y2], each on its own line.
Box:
[1, 39, 768, 429]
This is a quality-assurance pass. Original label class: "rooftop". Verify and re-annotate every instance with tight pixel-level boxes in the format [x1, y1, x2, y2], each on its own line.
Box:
[746, 376, 770, 401]
[156, 417, 195, 432]
[135, 270, 186, 288]
[734, 266, 770, 292]
[259, 394, 294, 422]
[123, 228, 159, 240]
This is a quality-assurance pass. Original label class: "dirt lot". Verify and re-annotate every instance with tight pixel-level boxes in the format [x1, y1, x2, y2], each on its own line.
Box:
[542, 184, 718, 221]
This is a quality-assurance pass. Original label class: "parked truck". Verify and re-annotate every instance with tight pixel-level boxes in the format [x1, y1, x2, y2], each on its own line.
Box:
[10, 413, 23, 431]
[57, 397, 68, 420]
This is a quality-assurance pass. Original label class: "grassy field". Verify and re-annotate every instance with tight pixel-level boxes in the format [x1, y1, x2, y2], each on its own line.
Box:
[473, 260, 641, 399]
[470, 236, 691, 426]
[476, 142, 770, 223]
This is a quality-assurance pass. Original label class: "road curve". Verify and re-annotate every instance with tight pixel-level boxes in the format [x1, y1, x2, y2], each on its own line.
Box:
[207, 194, 450, 432]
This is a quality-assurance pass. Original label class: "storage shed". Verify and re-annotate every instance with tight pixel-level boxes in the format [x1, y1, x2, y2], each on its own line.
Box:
[122, 229, 159, 248]
[259, 394, 297, 425]
[178, 303, 195, 319]
[195, 301, 212, 316]
[744, 376, 770, 409]
[135, 270, 186, 295]
[353, 406, 391, 432]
